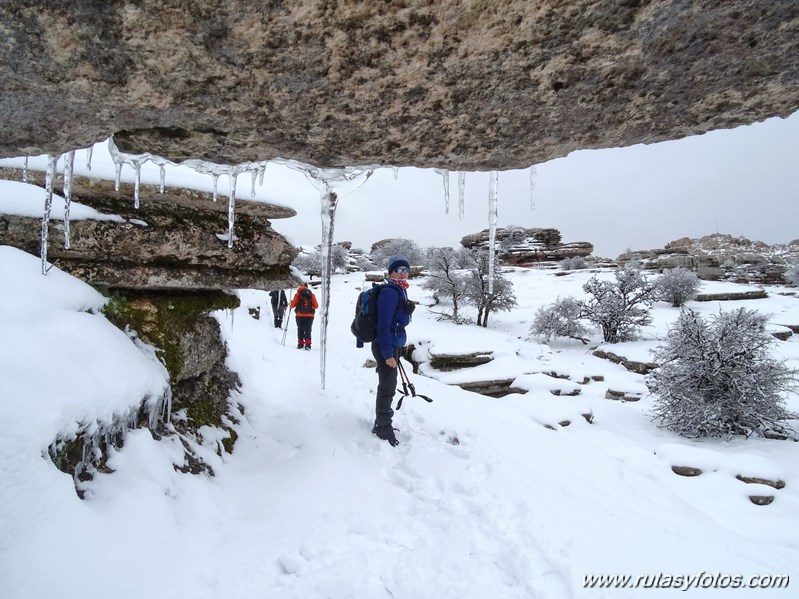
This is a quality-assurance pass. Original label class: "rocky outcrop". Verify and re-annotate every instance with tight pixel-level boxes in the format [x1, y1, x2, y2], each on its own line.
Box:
[0, 169, 298, 290]
[1, 2, 797, 169]
[619, 234, 799, 283]
[460, 227, 593, 263]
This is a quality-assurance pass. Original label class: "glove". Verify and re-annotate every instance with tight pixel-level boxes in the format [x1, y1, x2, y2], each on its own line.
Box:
[406, 301, 416, 315]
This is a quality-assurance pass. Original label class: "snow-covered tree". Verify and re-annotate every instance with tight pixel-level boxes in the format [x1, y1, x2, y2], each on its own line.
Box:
[423, 247, 473, 322]
[291, 245, 349, 276]
[530, 296, 589, 344]
[371, 239, 425, 268]
[559, 257, 587, 271]
[784, 263, 799, 286]
[655, 267, 700, 307]
[581, 267, 656, 343]
[463, 250, 517, 327]
[647, 308, 797, 439]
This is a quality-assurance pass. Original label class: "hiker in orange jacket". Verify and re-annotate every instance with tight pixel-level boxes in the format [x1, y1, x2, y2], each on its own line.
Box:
[289, 283, 319, 350]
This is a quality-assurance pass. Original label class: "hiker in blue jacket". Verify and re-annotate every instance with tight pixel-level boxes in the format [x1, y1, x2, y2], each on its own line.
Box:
[371, 254, 415, 446]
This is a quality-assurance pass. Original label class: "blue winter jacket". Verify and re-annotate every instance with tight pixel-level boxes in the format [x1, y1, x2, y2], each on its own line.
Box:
[374, 283, 411, 359]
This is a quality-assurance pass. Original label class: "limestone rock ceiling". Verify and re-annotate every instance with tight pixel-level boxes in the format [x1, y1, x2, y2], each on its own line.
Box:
[1, 0, 797, 170]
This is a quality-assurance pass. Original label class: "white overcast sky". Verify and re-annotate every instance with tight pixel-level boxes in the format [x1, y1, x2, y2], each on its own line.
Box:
[267, 109, 799, 259]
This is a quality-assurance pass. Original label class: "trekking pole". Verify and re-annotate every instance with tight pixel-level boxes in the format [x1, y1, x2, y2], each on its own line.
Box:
[395, 358, 433, 409]
[281, 290, 293, 346]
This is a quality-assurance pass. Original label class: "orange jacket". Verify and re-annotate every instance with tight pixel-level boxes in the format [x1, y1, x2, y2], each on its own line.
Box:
[290, 285, 319, 317]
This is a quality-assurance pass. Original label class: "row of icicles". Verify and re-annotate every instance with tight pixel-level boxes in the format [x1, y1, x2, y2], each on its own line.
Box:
[20, 137, 537, 388]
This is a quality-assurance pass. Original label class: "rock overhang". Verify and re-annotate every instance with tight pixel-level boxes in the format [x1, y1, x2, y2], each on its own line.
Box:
[0, 0, 797, 170]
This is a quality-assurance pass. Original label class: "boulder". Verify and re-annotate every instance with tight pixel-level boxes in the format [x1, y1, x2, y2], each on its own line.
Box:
[1, 1, 797, 169]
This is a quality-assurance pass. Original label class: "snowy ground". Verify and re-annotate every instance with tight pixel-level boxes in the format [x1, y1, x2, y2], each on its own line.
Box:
[1, 243, 798, 598]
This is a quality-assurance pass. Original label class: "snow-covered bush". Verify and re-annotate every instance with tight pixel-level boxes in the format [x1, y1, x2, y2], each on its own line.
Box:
[558, 257, 587, 271]
[371, 239, 425, 267]
[582, 267, 656, 343]
[647, 308, 797, 439]
[784, 264, 799, 286]
[655, 267, 700, 307]
[530, 297, 589, 344]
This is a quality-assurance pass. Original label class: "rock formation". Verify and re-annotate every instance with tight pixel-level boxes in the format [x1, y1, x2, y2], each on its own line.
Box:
[460, 227, 593, 264]
[0, 168, 298, 290]
[1, 1, 797, 169]
[618, 233, 799, 283]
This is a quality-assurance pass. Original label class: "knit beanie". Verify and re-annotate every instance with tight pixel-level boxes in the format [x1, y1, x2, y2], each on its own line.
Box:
[387, 255, 410, 274]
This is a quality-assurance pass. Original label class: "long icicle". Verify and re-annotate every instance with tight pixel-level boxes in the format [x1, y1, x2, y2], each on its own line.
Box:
[434, 168, 450, 215]
[529, 165, 537, 211]
[458, 171, 466, 221]
[487, 171, 499, 294]
[62, 150, 75, 249]
[227, 172, 237, 248]
[40, 155, 58, 275]
[319, 189, 338, 390]
[22, 157, 29, 182]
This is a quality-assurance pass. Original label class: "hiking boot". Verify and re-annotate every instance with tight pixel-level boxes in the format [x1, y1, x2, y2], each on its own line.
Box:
[297, 342, 303, 349]
[372, 424, 399, 447]
[305, 345, 311, 351]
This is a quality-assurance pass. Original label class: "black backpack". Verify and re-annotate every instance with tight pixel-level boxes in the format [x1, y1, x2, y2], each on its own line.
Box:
[351, 283, 398, 344]
[296, 287, 314, 313]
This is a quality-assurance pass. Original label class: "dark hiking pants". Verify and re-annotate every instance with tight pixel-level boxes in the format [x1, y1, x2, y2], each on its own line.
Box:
[371, 343, 401, 429]
[296, 316, 313, 344]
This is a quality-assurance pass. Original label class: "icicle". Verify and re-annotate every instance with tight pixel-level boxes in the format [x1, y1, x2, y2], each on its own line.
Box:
[297, 161, 375, 389]
[434, 168, 450, 215]
[487, 171, 499, 294]
[318, 189, 338, 389]
[211, 173, 219, 202]
[258, 163, 267, 186]
[458, 171, 466, 221]
[529, 165, 537, 211]
[22, 157, 29, 182]
[250, 170, 258, 197]
[133, 162, 142, 209]
[227, 173, 237, 248]
[62, 150, 75, 249]
[86, 145, 93, 171]
[114, 161, 122, 192]
[392, 166, 399, 180]
[40, 155, 58, 275]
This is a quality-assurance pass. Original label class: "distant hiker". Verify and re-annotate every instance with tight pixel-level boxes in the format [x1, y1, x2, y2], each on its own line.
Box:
[289, 283, 318, 350]
[269, 289, 288, 329]
[371, 255, 415, 447]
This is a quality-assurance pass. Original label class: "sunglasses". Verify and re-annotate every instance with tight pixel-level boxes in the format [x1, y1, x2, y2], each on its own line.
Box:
[393, 267, 410, 274]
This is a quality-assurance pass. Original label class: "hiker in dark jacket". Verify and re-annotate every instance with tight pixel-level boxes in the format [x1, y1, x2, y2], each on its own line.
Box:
[269, 289, 288, 329]
[289, 283, 318, 350]
[371, 255, 414, 447]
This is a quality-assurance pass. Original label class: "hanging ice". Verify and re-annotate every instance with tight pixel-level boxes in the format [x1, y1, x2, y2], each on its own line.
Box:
[529, 165, 537, 211]
[250, 170, 258, 197]
[62, 150, 75, 249]
[149, 155, 170, 193]
[108, 137, 173, 207]
[487, 171, 499, 294]
[211, 173, 219, 202]
[22, 157, 29, 182]
[297, 161, 375, 389]
[40, 155, 58, 275]
[434, 168, 450, 215]
[86, 145, 93, 171]
[184, 159, 270, 246]
[392, 166, 399, 180]
[458, 171, 466, 221]
[227, 172, 237, 249]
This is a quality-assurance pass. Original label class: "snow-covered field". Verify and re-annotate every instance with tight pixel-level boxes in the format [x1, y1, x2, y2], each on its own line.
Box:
[1, 243, 798, 599]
